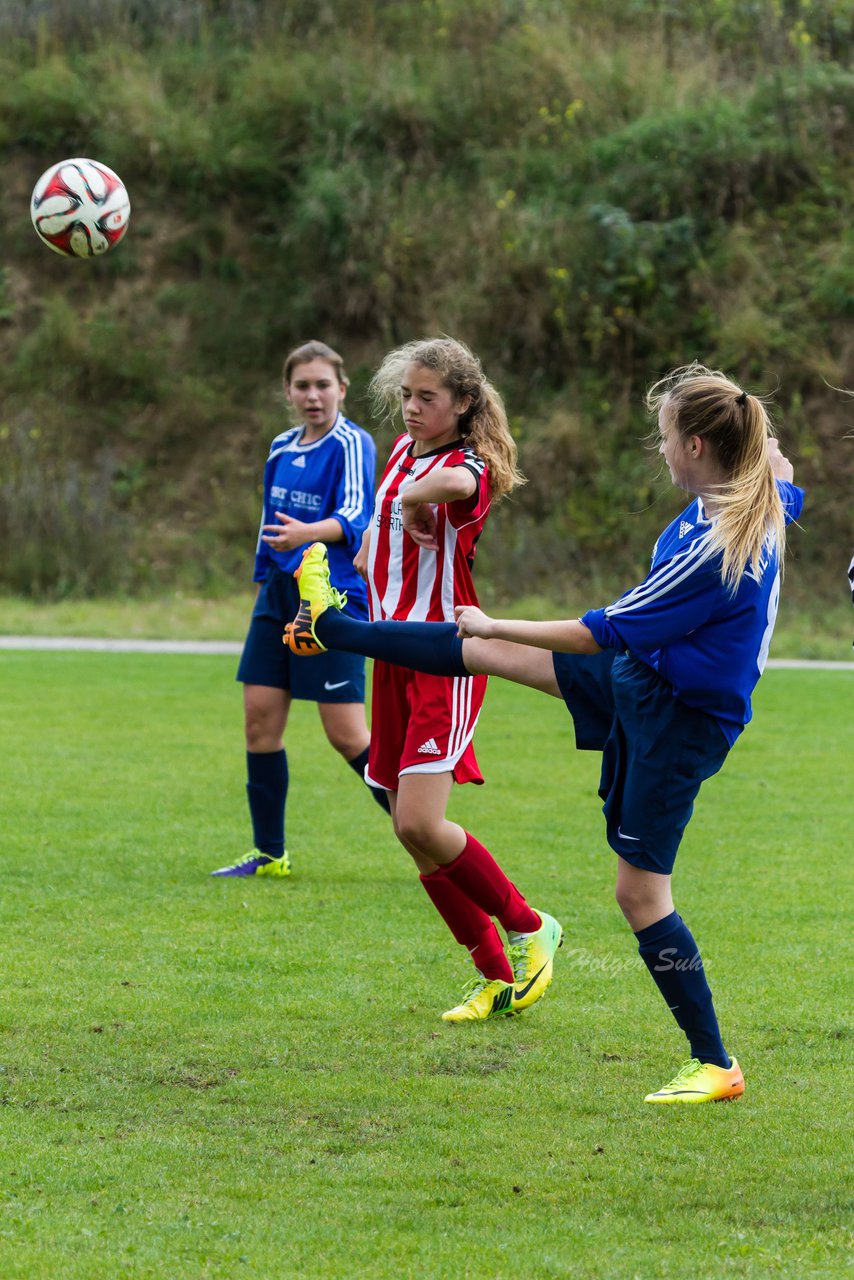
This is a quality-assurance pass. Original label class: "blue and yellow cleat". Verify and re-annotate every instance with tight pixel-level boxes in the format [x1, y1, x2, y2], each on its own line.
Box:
[507, 910, 563, 1012]
[210, 849, 291, 878]
[283, 543, 347, 656]
[441, 974, 516, 1022]
[644, 1057, 745, 1104]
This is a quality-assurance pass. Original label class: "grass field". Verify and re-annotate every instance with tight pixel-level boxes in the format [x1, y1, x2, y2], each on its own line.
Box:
[0, 652, 851, 1279]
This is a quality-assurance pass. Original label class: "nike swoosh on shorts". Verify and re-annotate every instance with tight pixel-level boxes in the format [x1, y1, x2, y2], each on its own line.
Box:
[324, 680, 350, 691]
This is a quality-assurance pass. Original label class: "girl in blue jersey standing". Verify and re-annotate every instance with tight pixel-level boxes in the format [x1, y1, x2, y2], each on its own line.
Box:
[211, 340, 389, 878]
[285, 363, 803, 1102]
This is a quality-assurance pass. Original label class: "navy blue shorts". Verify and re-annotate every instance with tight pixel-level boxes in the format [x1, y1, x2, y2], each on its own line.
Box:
[553, 650, 730, 875]
[237, 565, 366, 704]
[552, 650, 617, 750]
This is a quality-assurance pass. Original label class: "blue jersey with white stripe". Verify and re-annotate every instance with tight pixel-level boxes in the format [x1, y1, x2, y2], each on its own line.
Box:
[253, 412, 376, 612]
[581, 482, 805, 744]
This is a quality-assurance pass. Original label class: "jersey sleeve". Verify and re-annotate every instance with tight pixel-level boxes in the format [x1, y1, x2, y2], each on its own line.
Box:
[778, 480, 805, 524]
[251, 445, 276, 583]
[330, 429, 377, 556]
[581, 538, 722, 653]
[252, 510, 273, 583]
[447, 448, 489, 525]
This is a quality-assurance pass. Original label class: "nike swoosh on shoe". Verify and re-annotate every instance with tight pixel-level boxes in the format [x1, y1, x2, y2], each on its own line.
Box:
[514, 963, 549, 1002]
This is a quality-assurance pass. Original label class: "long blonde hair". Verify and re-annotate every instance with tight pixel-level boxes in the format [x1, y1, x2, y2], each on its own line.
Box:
[647, 363, 787, 591]
[369, 337, 524, 501]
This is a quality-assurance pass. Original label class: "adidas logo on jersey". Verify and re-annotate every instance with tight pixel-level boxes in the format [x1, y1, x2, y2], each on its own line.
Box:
[291, 454, 306, 468]
[679, 520, 694, 538]
[417, 737, 442, 756]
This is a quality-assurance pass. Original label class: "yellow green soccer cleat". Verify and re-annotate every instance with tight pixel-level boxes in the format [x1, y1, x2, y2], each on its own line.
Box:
[644, 1057, 745, 1105]
[441, 974, 516, 1022]
[283, 543, 347, 656]
[507, 911, 563, 1012]
[210, 849, 291, 878]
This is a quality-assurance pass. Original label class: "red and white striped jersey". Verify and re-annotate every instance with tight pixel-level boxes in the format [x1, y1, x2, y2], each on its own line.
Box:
[366, 434, 490, 622]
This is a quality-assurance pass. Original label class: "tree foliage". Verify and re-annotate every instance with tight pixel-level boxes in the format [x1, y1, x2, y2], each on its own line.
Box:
[0, 0, 851, 598]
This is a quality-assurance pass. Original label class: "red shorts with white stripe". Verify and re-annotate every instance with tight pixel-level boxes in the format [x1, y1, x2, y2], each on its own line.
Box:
[365, 660, 487, 791]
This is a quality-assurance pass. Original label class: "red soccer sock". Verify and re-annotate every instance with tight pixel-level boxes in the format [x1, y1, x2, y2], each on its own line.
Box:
[442, 832, 541, 936]
[470, 929, 514, 984]
[419, 866, 513, 983]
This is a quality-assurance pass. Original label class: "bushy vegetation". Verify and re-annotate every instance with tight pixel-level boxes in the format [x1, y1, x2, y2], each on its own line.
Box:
[0, 0, 851, 601]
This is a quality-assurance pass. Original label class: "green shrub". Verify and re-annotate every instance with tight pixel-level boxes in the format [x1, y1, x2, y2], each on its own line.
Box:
[0, 0, 850, 597]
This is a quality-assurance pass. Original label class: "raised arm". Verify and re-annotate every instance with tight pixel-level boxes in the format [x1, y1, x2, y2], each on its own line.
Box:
[402, 466, 477, 550]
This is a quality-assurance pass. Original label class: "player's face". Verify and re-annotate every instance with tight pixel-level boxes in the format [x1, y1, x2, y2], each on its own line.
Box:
[658, 405, 697, 492]
[400, 363, 471, 453]
[285, 359, 346, 435]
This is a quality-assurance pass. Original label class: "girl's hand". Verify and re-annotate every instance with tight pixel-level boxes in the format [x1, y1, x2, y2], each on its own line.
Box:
[455, 605, 494, 638]
[768, 438, 794, 482]
[261, 512, 308, 551]
[353, 528, 371, 581]
[402, 501, 439, 551]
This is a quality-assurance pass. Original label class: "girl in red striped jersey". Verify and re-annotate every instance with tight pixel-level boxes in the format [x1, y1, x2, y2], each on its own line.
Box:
[355, 337, 562, 1022]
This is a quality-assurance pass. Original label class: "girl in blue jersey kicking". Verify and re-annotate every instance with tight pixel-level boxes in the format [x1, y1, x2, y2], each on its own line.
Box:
[211, 340, 389, 879]
[285, 363, 804, 1103]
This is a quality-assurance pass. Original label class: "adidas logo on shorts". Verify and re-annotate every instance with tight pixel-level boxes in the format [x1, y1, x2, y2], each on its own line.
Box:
[417, 738, 442, 756]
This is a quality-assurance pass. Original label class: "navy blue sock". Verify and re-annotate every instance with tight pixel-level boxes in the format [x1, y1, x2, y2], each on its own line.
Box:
[634, 911, 730, 1069]
[315, 612, 469, 677]
[246, 749, 287, 858]
[348, 747, 391, 814]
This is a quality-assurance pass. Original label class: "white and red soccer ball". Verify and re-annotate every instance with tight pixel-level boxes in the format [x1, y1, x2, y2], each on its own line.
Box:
[30, 157, 130, 258]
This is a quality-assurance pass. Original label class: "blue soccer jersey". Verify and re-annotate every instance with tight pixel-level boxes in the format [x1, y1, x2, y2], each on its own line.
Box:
[253, 412, 376, 612]
[581, 481, 805, 744]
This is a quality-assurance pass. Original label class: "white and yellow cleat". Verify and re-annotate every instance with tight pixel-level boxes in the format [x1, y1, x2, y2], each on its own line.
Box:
[441, 974, 516, 1022]
[644, 1057, 745, 1104]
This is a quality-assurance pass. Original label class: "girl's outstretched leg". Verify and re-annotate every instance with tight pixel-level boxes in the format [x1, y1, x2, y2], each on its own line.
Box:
[284, 543, 468, 675]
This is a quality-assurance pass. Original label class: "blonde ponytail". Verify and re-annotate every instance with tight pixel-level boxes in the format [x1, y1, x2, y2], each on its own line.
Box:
[647, 363, 787, 591]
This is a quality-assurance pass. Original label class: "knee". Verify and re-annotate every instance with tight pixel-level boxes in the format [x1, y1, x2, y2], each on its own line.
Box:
[615, 879, 652, 929]
[326, 726, 369, 759]
[244, 705, 281, 753]
[393, 811, 439, 855]
[614, 879, 634, 918]
[615, 877, 673, 933]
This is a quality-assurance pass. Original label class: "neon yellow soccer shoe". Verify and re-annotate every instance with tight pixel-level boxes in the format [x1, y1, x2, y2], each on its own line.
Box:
[507, 911, 563, 1012]
[283, 543, 347, 656]
[441, 974, 516, 1022]
[644, 1057, 745, 1104]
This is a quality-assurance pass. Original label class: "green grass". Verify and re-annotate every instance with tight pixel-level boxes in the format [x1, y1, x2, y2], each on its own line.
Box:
[0, 654, 851, 1278]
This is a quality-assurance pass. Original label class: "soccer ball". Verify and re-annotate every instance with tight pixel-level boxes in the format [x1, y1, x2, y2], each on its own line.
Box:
[30, 157, 131, 258]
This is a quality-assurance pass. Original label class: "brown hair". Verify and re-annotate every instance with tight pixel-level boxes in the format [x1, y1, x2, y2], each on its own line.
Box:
[283, 340, 349, 388]
[646, 362, 787, 591]
[368, 337, 524, 501]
